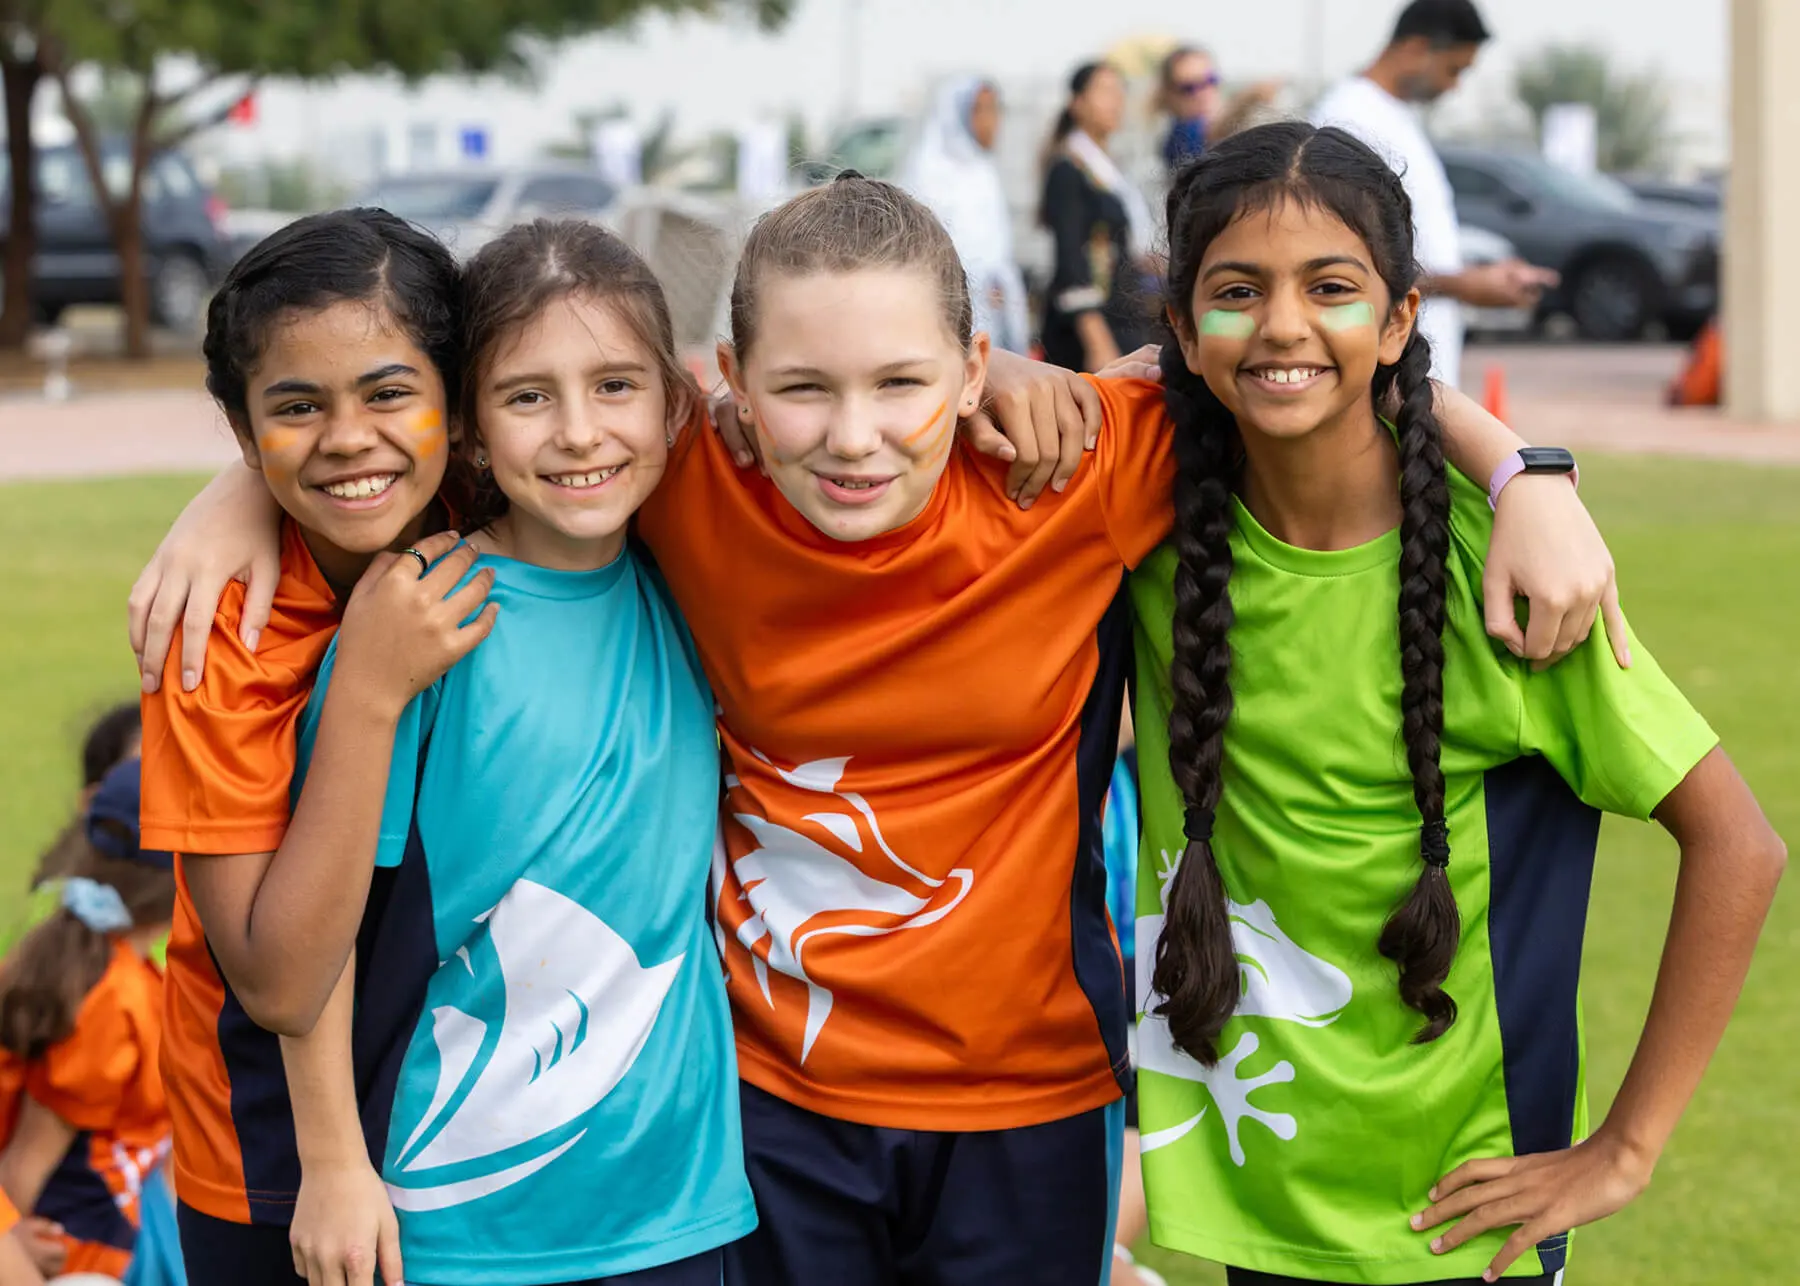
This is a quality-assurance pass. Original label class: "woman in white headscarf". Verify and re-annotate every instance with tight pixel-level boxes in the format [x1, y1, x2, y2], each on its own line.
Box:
[899, 76, 1031, 354]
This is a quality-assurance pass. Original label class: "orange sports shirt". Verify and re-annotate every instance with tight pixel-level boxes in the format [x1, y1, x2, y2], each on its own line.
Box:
[0, 941, 168, 1278]
[139, 520, 339, 1224]
[637, 377, 1174, 1130]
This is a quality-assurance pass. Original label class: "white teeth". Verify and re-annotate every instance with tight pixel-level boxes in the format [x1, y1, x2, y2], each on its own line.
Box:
[549, 464, 624, 488]
[322, 474, 397, 499]
[833, 478, 879, 490]
[1260, 368, 1322, 385]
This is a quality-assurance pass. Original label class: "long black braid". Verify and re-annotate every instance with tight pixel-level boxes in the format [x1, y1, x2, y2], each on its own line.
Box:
[1150, 333, 1242, 1066]
[1153, 121, 1460, 1063]
[1375, 328, 1458, 1039]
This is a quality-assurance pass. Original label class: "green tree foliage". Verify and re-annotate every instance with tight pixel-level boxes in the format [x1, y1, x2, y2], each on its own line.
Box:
[1514, 44, 1674, 175]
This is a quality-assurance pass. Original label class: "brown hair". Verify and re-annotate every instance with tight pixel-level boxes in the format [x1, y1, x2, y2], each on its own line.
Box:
[0, 835, 176, 1060]
[728, 173, 972, 361]
[449, 219, 697, 530]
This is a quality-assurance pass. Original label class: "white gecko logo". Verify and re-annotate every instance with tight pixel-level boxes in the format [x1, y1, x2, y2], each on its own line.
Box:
[1136, 848, 1353, 1166]
[722, 750, 972, 1062]
[385, 880, 682, 1211]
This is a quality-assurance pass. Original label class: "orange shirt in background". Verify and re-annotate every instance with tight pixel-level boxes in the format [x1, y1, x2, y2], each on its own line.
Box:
[0, 941, 168, 1278]
[139, 520, 338, 1224]
[638, 377, 1174, 1130]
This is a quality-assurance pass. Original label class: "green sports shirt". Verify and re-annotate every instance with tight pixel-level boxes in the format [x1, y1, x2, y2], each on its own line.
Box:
[1129, 466, 1717, 1284]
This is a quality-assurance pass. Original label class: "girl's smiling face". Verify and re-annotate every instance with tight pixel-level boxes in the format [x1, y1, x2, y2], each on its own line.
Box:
[1175, 200, 1419, 443]
[474, 292, 672, 570]
[239, 299, 450, 587]
[722, 267, 988, 544]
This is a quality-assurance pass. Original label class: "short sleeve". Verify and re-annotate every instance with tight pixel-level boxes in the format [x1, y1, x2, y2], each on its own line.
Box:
[1086, 376, 1177, 569]
[141, 630, 308, 854]
[1518, 614, 1718, 820]
[26, 978, 139, 1132]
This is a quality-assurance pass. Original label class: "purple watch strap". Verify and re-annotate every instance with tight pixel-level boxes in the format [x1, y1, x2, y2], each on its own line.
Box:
[1488, 451, 1579, 510]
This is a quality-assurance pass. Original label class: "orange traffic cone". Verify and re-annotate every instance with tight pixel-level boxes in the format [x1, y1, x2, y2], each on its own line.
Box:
[1482, 365, 1510, 423]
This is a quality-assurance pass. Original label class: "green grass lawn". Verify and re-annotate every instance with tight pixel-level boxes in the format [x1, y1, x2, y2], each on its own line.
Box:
[1, 460, 1794, 1284]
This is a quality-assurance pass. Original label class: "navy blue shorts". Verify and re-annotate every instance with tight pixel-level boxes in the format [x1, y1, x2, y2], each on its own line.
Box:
[725, 1081, 1124, 1286]
[176, 1203, 302, 1286]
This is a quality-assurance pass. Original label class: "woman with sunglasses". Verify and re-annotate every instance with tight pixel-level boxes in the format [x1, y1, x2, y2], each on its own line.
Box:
[1156, 46, 1280, 171]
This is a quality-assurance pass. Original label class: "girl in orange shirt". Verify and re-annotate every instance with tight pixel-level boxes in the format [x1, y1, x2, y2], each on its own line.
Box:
[0, 759, 174, 1281]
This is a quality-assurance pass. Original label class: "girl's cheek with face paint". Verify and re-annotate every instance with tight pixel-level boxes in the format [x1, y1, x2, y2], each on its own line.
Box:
[897, 399, 952, 463]
[410, 407, 448, 458]
[1318, 301, 1377, 333]
[1200, 309, 1257, 340]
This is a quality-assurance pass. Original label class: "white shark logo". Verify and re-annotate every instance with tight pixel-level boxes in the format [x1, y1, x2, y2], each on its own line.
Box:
[725, 751, 972, 1062]
[1136, 849, 1352, 1166]
[385, 880, 683, 1211]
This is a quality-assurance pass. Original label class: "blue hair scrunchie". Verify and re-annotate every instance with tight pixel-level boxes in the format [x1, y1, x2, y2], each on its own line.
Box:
[62, 877, 134, 933]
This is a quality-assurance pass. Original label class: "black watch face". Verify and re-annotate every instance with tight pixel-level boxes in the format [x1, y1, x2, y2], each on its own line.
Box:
[1518, 447, 1576, 474]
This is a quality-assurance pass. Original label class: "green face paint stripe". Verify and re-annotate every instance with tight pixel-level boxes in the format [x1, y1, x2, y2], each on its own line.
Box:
[1200, 309, 1256, 339]
[1319, 301, 1377, 332]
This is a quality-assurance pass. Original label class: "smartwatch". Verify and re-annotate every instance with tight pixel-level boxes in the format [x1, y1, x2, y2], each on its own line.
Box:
[1488, 447, 1578, 510]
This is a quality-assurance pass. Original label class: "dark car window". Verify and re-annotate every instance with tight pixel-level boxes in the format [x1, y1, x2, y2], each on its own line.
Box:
[1515, 158, 1639, 214]
[152, 154, 200, 202]
[519, 175, 615, 213]
[37, 149, 97, 207]
[1442, 162, 1515, 204]
[33, 149, 169, 207]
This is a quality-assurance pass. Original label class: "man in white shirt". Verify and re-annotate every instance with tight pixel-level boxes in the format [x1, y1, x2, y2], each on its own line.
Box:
[1311, 0, 1556, 388]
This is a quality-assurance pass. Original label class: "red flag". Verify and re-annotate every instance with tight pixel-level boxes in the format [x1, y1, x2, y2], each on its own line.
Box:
[228, 92, 256, 126]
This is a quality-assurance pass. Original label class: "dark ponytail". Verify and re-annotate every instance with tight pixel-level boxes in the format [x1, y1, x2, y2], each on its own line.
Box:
[3, 760, 176, 1060]
[1041, 60, 1106, 178]
[1373, 328, 1458, 1040]
[1150, 331, 1242, 1066]
[1152, 121, 1463, 1061]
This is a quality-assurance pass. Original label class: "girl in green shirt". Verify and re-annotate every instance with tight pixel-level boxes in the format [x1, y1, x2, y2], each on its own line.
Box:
[1133, 121, 1785, 1285]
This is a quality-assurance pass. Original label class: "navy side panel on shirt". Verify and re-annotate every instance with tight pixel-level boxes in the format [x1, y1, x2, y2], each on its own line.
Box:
[1484, 754, 1604, 1277]
[1070, 573, 1136, 1097]
[353, 816, 438, 1167]
[38, 1132, 135, 1250]
[211, 947, 301, 1224]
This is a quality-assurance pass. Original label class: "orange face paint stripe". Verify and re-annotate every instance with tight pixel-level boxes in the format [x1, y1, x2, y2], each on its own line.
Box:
[900, 400, 950, 447]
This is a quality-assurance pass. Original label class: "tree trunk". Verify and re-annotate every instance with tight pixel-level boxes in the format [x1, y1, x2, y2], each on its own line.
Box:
[0, 52, 42, 351]
[115, 86, 158, 359]
[113, 202, 149, 357]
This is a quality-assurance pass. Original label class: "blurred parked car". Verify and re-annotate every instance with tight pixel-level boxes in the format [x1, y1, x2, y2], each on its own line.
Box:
[1621, 176, 1723, 214]
[1459, 224, 1534, 340]
[1439, 146, 1718, 341]
[353, 166, 619, 257]
[0, 141, 231, 332]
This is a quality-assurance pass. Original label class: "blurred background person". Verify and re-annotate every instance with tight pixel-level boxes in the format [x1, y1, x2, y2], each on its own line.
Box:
[900, 76, 1031, 353]
[1038, 62, 1157, 371]
[1311, 0, 1557, 388]
[1156, 45, 1281, 172]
